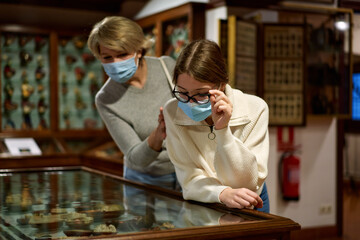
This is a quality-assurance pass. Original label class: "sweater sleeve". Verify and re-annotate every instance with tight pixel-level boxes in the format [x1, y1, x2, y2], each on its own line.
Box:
[163, 99, 228, 203]
[213, 98, 269, 193]
[95, 86, 161, 169]
[164, 95, 269, 203]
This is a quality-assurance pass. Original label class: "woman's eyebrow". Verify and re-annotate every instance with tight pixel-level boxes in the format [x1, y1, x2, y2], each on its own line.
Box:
[177, 86, 212, 91]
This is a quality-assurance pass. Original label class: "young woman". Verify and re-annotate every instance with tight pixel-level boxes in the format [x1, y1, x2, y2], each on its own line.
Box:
[88, 16, 178, 190]
[163, 39, 269, 212]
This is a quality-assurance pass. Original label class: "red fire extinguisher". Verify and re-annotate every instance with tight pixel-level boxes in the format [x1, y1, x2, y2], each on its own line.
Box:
[279, 151, 300, 200]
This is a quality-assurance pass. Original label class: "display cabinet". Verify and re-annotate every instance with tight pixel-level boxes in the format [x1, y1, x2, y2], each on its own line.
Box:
[57, 34, 104, 130]
[224, 17, 306, 126]
[0, 25, 106, 134]
[0, 167, 300, 240]
[226, 16, 259, 95]
[277, 7, 353, 118]
[1, 27, 52, 132]
[81, 140, 124, 176]
[304, 11, 352, 117]
[262, 24, 306, 126]
[136, 2, 206, 59]
[0, 25, 111, 168]
[223, 7, 353, 125]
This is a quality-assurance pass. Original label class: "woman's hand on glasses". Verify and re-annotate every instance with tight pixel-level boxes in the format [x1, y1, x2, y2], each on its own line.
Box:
[209, 89, 232, 130]
[147, 107, 166, 152]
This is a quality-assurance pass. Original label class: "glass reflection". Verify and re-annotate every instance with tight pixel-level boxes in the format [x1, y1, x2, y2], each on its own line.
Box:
[0, 170, 251, 239]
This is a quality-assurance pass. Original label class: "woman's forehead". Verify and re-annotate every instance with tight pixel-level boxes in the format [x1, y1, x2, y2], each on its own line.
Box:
[177, 73, 214, 90]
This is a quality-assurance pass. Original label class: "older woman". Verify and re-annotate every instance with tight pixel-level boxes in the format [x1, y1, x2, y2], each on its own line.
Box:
[88, 16, 178, 190]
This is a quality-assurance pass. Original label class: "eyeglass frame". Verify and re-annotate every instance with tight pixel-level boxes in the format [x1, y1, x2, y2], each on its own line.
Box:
[172, 85, 219, 105]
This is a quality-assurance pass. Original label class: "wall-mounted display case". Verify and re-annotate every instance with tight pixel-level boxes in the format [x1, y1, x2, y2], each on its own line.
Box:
[0, 26, 106, 135]
[262, 24, 305, 126]
[224, 17, 306, 126]
[136, 2, 206, 59]
[1, 31, 51, 131]
[222, 7, 353, 126]
[57, 35, 104, 130]
[226, 16, 258, 95]
[277, 8, 353, 118]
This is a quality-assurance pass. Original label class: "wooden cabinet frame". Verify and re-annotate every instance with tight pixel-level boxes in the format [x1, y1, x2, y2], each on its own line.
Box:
[136, 2, 206, 57]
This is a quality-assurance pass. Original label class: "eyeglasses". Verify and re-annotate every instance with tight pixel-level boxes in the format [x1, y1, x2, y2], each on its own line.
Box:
[172, 87, 212, 105]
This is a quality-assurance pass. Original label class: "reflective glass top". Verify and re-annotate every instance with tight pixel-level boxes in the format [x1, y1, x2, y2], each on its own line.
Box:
[0, 170, 254, 239]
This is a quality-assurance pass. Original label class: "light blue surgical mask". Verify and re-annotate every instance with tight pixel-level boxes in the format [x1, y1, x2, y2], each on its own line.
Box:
[102, 53, 138, 83]
[178, 101, 212, 122]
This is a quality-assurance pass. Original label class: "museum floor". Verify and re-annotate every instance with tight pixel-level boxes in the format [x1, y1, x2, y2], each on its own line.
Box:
[322, 181, 359, 240]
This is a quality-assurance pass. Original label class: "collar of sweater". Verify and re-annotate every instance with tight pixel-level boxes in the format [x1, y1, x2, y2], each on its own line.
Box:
[174, 84, 251, 126]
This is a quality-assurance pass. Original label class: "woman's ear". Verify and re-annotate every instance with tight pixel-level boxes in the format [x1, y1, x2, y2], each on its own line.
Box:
[220, 83, 226, 92]
[136, 50, 142, 59]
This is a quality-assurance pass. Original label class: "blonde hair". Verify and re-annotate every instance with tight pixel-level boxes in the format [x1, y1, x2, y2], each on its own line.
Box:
[88, 16, 151, 61]
[173, 39, 228, 85]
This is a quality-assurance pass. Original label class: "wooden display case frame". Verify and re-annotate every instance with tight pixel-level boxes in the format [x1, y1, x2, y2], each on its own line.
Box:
[136, 2, 206, 58]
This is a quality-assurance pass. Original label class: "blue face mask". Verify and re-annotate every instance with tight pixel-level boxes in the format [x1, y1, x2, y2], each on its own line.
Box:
[178, 101, 212, 122]
[102, 53, 138, 83]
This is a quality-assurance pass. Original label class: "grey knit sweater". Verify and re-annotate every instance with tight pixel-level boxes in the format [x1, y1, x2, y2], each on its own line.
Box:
[95, 56, 175, 175]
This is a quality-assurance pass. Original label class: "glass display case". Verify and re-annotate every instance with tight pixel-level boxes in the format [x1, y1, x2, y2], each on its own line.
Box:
[0, 168, 300, 240]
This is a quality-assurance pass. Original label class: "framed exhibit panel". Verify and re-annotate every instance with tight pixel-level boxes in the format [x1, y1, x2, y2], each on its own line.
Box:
[227, 16, 258, 95]
[223, 18, 306, 125]
[262, 24, 306, 126]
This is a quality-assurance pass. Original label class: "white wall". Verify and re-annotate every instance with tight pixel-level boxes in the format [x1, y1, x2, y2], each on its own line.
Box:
[268, 119, 337, 228]
[205, 6, 227, 43]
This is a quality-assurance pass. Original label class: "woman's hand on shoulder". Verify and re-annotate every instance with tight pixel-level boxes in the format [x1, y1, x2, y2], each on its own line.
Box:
[219, 187, 263, 209]
[209, 89, 232, 130]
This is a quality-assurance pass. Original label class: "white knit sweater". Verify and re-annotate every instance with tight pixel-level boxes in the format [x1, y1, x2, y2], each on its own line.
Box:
[163, 85, 269, 203]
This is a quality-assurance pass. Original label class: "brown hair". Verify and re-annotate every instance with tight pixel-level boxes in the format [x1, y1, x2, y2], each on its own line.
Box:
[87, 16, 151, 63]
[173, 39, 228, 85]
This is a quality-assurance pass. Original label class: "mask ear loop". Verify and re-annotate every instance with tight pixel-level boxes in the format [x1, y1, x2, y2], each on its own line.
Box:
[208, 125, 216, 140]
[134, 52, 139, 67]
